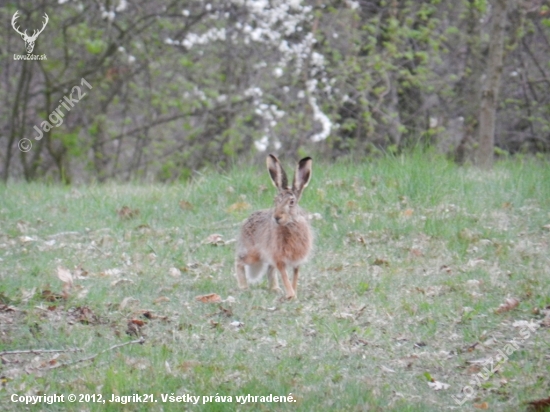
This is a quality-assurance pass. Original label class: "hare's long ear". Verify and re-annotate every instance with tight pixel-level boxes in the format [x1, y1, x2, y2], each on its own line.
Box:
[266, 154, 288, 191]
[292, 157, 312, 200]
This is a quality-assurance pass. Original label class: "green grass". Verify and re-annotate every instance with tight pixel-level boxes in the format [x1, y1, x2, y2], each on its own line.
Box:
[1, 153, 549, 411]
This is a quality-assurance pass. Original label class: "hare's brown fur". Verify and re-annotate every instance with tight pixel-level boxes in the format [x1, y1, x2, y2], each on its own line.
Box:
[235, 155, 313, 299]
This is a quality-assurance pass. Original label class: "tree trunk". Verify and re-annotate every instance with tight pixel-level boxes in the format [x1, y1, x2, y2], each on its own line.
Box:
[477, 0, 508, 168]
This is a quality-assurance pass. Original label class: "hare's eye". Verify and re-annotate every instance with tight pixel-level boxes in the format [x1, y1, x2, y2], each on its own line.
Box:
[289, 198, 296, 206]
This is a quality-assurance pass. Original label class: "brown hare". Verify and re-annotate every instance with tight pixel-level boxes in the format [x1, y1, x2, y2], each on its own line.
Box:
[235, 154, 313, 299]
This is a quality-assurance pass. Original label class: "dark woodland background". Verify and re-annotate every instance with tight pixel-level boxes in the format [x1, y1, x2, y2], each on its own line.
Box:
[1, 0, 549, 183]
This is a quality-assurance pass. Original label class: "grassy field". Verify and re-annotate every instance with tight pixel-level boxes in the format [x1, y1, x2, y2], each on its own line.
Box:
[1, 153, 549, 411]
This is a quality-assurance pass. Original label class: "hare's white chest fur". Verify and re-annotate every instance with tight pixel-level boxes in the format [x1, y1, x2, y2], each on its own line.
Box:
[265, 213, 312, 266]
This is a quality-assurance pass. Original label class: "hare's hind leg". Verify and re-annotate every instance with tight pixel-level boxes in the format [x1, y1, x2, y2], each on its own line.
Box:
[235, 260, 248, 289]
[292, 267, 300, 296]
[276, 262, 295, 299]
[267, 265, 282, 294]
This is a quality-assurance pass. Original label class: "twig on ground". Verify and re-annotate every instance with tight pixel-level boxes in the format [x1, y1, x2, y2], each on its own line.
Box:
[0, 348, 82, 356]
[42, 337, 145, 371]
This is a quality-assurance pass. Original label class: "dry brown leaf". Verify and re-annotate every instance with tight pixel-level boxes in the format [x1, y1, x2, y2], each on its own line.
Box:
[527, 397, 550, 411]
[129, 319, 146, 327]
[496, 297, 520, 314]
[56, 267, 73, 298]
[474, 402, 489, 409]
[346, 200, 359, 210]
[179, 200, 194, 210]
[227, 201, 251, 213]
[195, 293, 222, 303]
[41, 289, 64, 302]
[440, 265, 452, 274]
[0, 304, 17, 312]
[402, 208, 414, 217]
[410, 247, 423, 257]
[117, 205, 140, 219]
[126, 322, 141, 336]
[203, 234, 224, 245]
[57, 266, 73, 285]
[153, 296, 170, 304]
[373, 258, 390, 266]
[179, 360, 201, 371]
[71, 306, 99, 325]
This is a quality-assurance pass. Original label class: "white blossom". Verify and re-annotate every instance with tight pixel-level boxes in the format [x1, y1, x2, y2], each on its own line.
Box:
[115, 0, 127, 12]
[254, 136, 269, 152]
[273, 67, 284, 78]
[309, 96, 332, 142]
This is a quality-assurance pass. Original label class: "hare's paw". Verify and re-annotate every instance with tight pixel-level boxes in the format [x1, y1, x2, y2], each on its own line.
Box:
[270, 286, 283, 295]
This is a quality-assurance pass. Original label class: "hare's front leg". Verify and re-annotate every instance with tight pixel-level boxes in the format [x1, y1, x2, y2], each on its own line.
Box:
[235, 260, 248, 289]
[267, 265, 283, 294]
[276, 262, 295, 299]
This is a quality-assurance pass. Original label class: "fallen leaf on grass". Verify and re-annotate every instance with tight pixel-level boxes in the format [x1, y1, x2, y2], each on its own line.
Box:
[230, 320, 244, 329]
[57, 266, 73, 285]
[179, 360, 201, 371]
[153, 296, 170, 304]
[57, 266, 73, 298]
[179, 200, 194, 210]
[474, 402, 489, 409]
[424, 372, 450, 390]
[380, 365, 396, 373]
[195, 293, 222, 303]
[111, 278, 135, 287]
[203, 234, 225, 246]
[427, 380, 450, 391]
[227, 201, 251, 213]
[126, 320, 142, 336]
[139, 310, 168, 321]
[409, 247, 423, 257]
[119, 297, 139, 310]
[117, 206, 140, 220]
[41, 289, 64, 302]
[373, 258, 390, 266]
[100, 268, 123, 277]
[402, 208, 414, 217]
[496, 297, 520, 314]
[124, 355, 150, 370]
[440, 265, 452, 274]
[0, 304, 17, 312]
[207, 305, 233, 318]
[527, 397, 550, 411]
[68, 306, 100, 325]
[21, 288, 36, 303]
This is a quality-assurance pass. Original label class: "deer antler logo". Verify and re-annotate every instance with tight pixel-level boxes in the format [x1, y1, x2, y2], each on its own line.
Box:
[12, 11, 49, 54]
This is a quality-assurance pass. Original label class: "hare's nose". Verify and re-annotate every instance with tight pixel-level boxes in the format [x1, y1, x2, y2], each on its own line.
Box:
[274, 216, 282, 224]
